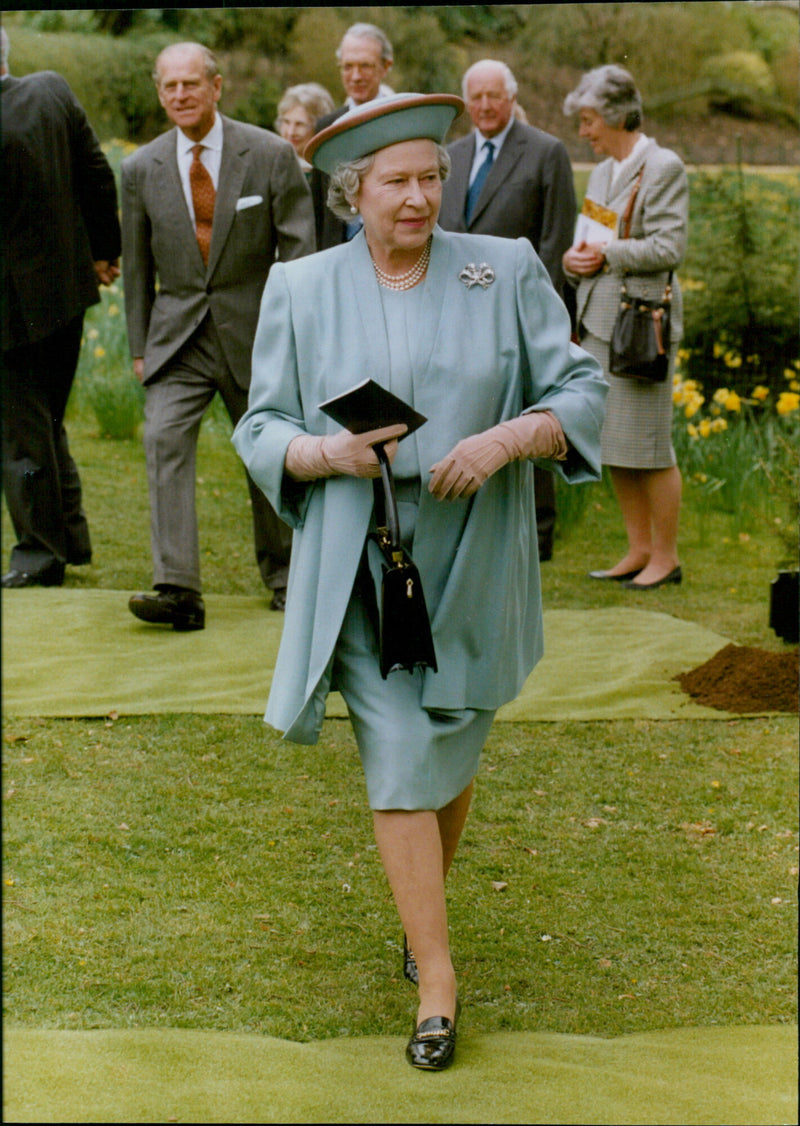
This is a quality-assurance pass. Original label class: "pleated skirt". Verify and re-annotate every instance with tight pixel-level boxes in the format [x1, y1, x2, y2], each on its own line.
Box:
[580, 330, 678, 470]
[330, 482, 495, 812]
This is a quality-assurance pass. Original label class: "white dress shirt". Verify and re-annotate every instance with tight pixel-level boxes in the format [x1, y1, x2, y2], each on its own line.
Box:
[467, 116, 515, 186]
[175, 113, 224, 223]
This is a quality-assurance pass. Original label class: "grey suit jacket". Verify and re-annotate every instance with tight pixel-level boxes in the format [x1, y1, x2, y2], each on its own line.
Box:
[438, 118, 576, 296]
[121, 114, 315, 388]
[566, 138, 688, 343]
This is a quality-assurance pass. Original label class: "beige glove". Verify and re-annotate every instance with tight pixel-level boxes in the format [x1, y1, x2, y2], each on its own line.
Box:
[285, 423, 407, 481]
[428, 410, 567, 500]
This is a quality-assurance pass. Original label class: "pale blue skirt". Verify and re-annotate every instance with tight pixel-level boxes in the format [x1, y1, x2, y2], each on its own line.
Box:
[330, 481, 495, 811]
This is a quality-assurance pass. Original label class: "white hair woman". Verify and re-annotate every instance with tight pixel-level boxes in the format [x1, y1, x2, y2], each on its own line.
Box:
[563, 64, 689, 590]
[276, 83, 335, 173]
[234, 93, 606, 1069]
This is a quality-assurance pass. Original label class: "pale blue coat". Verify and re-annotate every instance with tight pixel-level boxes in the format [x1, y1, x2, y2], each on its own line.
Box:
[233, 226, 607, 743]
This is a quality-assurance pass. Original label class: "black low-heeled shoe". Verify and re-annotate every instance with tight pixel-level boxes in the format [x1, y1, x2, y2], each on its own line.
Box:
[405, 999, 461, 1071]
[403, 934, 419, 985]
[588, 568, 643, 581]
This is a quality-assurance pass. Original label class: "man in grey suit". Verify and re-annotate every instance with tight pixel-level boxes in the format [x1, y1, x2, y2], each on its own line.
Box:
[2, 25, 121, 588]
[122, 42, 314, 629]
[438, 59, 577, 561]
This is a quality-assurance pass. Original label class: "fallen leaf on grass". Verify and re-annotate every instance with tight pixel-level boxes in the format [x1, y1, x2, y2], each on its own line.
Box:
[491, 881, 508, 891]
[582, 817, 608, 829]
[681, 820, 716, 837]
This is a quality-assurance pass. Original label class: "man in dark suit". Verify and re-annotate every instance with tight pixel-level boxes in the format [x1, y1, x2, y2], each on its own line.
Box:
[122, 42, 314, 630]
[438, 59, 577, 561]
[1, 26, 121, 588]
[310, 22, 393, 251]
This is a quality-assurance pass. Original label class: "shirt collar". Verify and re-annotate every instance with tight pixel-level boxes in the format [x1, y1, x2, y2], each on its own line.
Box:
[176, 112, 223, 155]
[475, 116, 515, 156]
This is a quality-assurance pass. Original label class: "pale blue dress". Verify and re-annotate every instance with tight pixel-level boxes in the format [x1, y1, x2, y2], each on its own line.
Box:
[330, 284, 495, 812]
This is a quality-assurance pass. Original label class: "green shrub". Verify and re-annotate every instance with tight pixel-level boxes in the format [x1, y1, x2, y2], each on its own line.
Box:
[681, 168, 799, 394]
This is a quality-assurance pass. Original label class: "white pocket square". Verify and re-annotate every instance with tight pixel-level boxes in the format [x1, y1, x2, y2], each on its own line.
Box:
[236, 195, 263, 211]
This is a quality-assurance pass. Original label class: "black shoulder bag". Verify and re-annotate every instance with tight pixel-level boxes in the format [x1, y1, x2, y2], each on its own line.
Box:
[609, 167, 673, 383]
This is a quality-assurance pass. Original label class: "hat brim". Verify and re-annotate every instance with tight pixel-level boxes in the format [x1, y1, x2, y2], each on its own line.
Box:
[305, 93, 464, 175]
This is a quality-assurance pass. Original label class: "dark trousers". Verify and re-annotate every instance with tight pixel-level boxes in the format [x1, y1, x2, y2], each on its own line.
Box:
[534, 466, 556, 562]
[2, 314, 91, 579]
[142, 315, 291, 593]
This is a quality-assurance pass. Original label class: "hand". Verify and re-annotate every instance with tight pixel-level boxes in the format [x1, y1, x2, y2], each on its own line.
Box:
[321, 423, 407, 478]
[132, 357, 145, 383]
[428, 430, 510, 500]
[94, 259, 121, 286]
[285, 423, 407, 481]
[428, 413, 567, 501]
[563, 241, 606, 277]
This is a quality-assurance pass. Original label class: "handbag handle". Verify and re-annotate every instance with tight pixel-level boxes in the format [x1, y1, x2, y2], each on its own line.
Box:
[373, 443, 402, 549]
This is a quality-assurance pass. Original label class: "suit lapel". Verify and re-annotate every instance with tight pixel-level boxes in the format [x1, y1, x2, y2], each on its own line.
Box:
[467, 120, 525, 227]
[207, 116, 248, 276]
[450, 136, 476, 218]
[152, 130, 202, 266]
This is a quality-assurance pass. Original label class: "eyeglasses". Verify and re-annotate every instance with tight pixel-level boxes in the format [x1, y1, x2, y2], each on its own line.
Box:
[339, 62, 379, 75]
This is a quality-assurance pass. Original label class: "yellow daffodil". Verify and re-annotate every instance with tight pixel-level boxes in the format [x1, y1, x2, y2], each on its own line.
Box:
[724, 390, 742, 412]
[687, 423, 698, 438]
[723, 352, 742, 368]
[751, 385, 769, 401]
[776, 391, 800, 415]
[699, 418, 712, 437]
[711, 417, 728, 432]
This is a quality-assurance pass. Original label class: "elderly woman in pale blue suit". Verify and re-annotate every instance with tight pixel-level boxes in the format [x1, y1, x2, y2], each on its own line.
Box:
[563, 65, 689, 591]
[233, 94, 606, 1070]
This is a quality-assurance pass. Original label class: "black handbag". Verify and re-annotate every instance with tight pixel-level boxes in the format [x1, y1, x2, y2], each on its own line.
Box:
[368, 444, 437, 679]
[609, 274, 672, 382]
[608, 164, 672, 383]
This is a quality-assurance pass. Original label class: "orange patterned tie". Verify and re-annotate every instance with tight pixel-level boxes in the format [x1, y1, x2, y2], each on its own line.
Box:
[190, 144, 215, 266]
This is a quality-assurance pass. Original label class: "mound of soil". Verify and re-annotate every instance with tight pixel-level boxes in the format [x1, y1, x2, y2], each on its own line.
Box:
[676, 643, 799, 714]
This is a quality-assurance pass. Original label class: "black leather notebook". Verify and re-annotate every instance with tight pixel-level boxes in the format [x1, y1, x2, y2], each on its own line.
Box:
[319, 379, 426, 437]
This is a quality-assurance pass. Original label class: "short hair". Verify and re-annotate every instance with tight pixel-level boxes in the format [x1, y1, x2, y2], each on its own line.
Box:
[276, 83, 335, 128]
[152, 42, 220, 86]
[327, 143, 451, 221]
[563, 64, 642, 131]
[462, 59, 518, 102]
[1, 25, 9, 72]
[336, 23, 394, 64]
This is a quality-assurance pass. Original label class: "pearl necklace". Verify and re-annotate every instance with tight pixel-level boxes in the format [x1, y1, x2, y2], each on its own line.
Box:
[371, 238, 431, 291]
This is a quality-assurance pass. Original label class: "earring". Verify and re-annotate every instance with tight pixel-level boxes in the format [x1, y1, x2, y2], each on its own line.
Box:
[349, 205, 358, 215]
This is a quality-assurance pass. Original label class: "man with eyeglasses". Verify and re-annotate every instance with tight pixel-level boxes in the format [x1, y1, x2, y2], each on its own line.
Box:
[309, 23, 394, 249]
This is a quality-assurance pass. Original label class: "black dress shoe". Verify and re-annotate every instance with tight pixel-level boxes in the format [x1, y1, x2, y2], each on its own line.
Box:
[621, 565, 682, 591]
[269, 588, 286, 612]
[2, 564, 64, 588]
[588, 568, 643, 581]
[403, 934, 419, 986]
[128, 587, 205, 631]
[406, 1000, 461, 1071]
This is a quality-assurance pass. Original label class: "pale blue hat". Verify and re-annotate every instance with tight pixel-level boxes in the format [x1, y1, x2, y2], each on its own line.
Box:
[305, 92, 464, 175]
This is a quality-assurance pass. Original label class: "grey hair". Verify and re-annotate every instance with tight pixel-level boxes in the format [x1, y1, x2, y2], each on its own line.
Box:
[462, 59, 518, 101]
[563, 64, 642, 131]
[327, 143, 451, 221]
[336, 23, 394, 64]
[276, 83, 335, 128]
[152, 42, 220, 86]
[0, 25, 9, 73]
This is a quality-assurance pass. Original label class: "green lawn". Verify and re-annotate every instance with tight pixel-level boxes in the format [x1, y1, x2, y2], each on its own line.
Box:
[2, 406, 797, 1041]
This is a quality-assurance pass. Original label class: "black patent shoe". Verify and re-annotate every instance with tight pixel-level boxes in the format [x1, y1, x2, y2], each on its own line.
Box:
[403, 934, 419, 986]
[128, 587, 205, 631]
[405, 1000, 460, 1071]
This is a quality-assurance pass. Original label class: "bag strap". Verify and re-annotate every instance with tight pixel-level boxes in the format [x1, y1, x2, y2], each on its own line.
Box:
[618, 164, 674, 303]
[620, 166, 644, 241]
